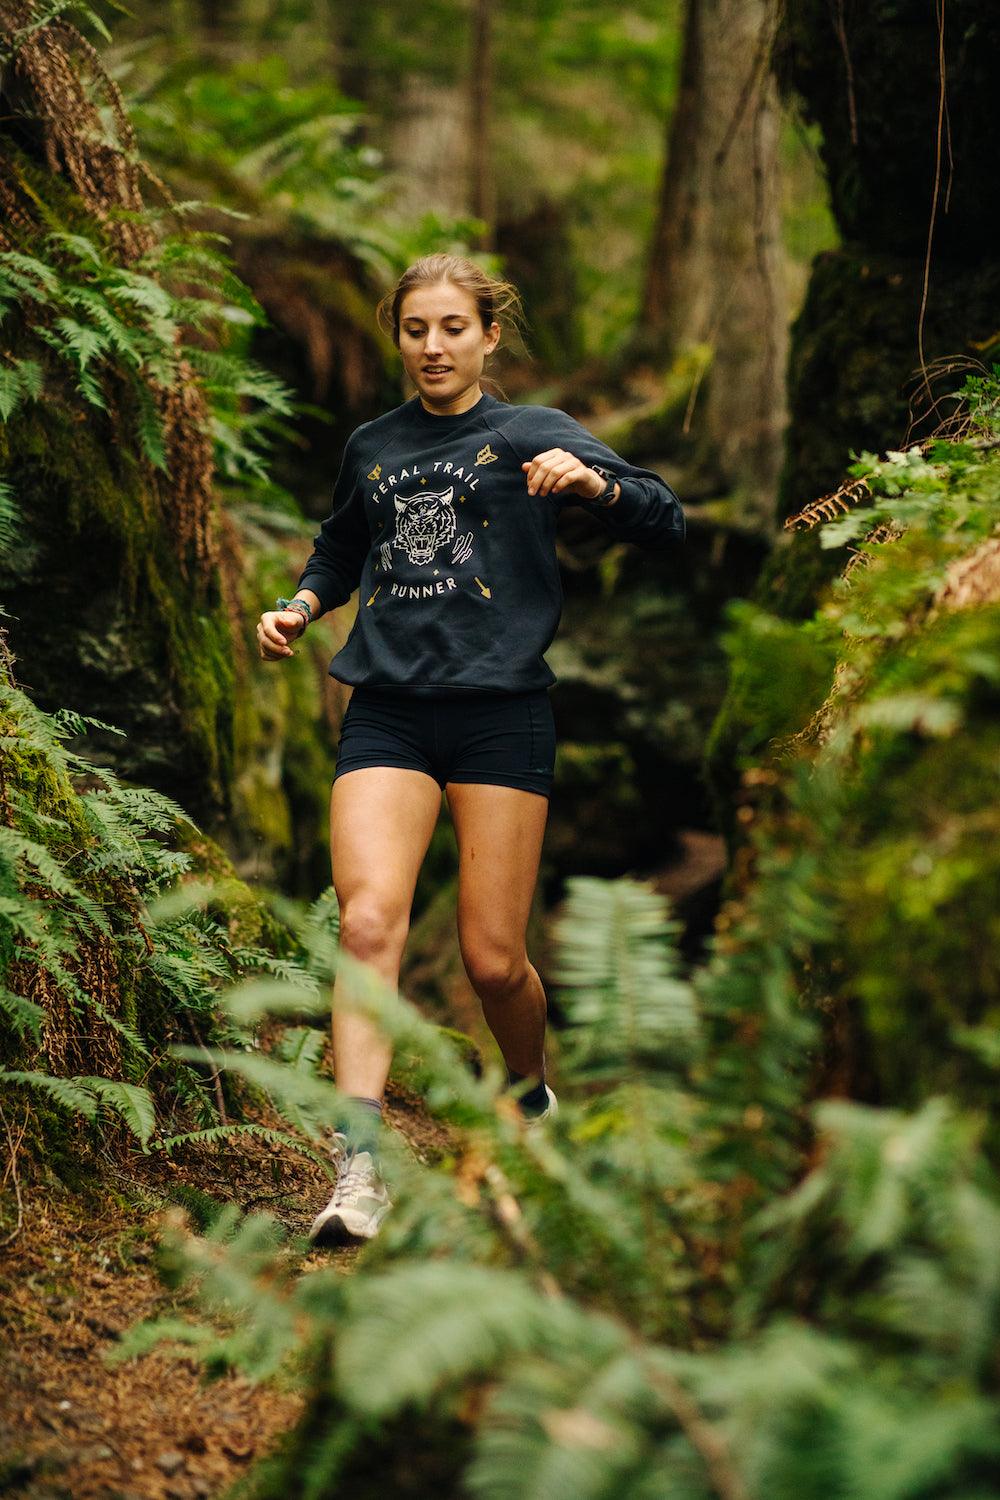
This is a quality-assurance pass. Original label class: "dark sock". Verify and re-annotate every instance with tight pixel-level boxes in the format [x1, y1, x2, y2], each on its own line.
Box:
[506, 1068, 549, 1118]
[335, 1094, 384, 1155]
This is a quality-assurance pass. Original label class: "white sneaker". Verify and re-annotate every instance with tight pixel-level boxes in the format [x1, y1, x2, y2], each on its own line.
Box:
[308, 1146, 392, 1247]
[523, 1084, 558, 1125]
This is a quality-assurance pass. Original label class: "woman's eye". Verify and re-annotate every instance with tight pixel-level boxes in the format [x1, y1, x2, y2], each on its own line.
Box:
[403, 326, 465, 337]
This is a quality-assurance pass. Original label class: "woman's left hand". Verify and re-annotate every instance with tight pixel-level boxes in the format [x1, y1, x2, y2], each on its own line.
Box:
[522, 450, 607, 500]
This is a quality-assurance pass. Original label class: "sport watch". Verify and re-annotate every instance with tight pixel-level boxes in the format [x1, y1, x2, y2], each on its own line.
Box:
[589, 465, 619, 506]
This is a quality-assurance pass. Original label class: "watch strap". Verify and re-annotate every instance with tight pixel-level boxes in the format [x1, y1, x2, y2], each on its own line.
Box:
[590, 466, 619, 506]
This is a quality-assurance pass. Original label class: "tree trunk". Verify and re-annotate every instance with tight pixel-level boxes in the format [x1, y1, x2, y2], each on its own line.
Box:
[381, 74, 474, 223]
[468, 0, 495, 250]
[640, 0, 787, 528]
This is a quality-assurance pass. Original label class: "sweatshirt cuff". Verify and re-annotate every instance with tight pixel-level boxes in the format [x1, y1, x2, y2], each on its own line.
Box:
[295, 571, 350, 616]
[578, 475, 646, 524]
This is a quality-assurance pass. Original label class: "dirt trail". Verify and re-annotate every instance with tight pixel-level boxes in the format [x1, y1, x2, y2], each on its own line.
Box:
[0, 1051, 455, 1500]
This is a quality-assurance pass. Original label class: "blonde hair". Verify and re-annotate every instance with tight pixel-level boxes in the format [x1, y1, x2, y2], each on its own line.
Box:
[375, 253, 528, 401]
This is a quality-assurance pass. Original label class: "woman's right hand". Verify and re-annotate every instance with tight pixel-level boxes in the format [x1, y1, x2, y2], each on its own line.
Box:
[257, 609, 306, 660]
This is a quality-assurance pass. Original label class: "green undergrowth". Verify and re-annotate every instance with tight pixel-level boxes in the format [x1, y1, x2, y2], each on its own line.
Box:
[0, 645, 314, 1179]
[711, 386, 1000, 1128]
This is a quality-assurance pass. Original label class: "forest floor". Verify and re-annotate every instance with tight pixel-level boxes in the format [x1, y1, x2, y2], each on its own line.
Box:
[0, 841, 721, 1500]
[0, 1027, 456, 1500]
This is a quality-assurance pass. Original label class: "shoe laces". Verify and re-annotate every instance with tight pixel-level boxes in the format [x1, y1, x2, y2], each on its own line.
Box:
[334, 1150, 381, 1206]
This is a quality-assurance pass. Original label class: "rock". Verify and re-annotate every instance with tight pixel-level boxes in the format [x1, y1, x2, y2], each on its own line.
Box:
[154, 1449, 187, 1476]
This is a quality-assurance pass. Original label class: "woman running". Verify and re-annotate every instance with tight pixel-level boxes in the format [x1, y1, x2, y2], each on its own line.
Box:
[256, 252, 685, 1246]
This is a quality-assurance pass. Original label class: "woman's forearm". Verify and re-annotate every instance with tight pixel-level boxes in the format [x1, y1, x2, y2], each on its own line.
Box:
[293, 587, 323, 623]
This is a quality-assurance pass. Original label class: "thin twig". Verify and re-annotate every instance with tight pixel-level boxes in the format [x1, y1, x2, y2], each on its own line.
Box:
[830, 0, 858, 145]
[187, 1018, 228, 1126]
[0, 1099, 28, 1249]
[482, 1159, 562, 1300]
[916, 0, 948, 406]
[639, 1350, 751, 1500]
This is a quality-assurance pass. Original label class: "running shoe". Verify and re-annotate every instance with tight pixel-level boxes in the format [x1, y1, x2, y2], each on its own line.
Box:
[522, 1084, 558, 1125]
[308, 1145, 392, 1246]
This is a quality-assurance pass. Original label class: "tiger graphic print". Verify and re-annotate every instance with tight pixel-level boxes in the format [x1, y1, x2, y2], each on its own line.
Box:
[391, 484, 458, 566]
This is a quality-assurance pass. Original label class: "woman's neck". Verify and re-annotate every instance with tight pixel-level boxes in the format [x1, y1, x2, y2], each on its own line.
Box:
[417, 382, 485, 417]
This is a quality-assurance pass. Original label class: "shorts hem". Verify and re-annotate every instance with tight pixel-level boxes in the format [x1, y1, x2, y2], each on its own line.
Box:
[334, 758, 443, 787]
[445, 773, 551, 798]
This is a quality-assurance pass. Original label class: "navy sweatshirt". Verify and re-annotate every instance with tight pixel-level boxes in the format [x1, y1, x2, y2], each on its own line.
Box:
[295, 389, 685, 694]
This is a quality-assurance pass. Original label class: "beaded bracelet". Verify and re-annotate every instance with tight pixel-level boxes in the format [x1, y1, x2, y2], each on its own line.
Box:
[276, 596, 313, 628]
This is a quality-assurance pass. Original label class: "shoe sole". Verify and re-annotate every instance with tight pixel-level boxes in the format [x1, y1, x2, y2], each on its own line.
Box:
[308, 1202, 391, 1248]
[523, 1085, 558, 1125]
[309, 1212, 370, 1248]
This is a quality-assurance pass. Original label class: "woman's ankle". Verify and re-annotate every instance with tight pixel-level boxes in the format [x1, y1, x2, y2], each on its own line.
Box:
[505, 1068, 549, 1116]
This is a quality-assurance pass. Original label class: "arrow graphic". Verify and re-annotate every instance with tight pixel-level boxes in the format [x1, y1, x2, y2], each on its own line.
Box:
[473, 577, 492, 598]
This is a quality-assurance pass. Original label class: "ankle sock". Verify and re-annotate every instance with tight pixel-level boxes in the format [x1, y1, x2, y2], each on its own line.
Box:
[506, 1068, 549, 1118]
[335, 1094, 384, 1155]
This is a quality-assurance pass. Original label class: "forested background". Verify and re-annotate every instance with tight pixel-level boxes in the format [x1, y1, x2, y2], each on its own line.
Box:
[1, 1, 999, 1496]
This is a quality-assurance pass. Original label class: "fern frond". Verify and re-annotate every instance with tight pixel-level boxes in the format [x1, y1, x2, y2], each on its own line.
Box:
[0, 986, 46, 1040]
[169, 1044, 342, 1141]
[335, 1262, 624, 1420]
[0, 1068, 99, 1121]
[217, 975, 324, 1025]
[132, 378, 168, 470]
[152, 1121, 333, 1174]
[81, 1077, 156, 1148]
[0, 361, 43, 422]
[51, 706, 127, 740]
[0, 249, 60, 299]
[42, 229, 103, 267]
[0, 478, 22, 556]
[0, 894, 89, 981]
[51, 315, 109, 371]
[0, 825, 110, 935]
[62, 286, 146, 367]
[470, 1344, 677, 1500]
[783, 475, 874, 532]
[551, 877, 700, 1085]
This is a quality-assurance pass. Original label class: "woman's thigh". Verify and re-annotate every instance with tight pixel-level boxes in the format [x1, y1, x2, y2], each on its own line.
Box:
[446, 781, 549, 960]
[331, 766, 443, 928]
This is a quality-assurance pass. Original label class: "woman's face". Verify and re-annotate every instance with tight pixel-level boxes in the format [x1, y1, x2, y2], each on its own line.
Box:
[398, 282, 500, 408]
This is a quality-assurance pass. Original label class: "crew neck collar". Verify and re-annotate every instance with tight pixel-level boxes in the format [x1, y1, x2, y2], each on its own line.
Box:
[409, 389, 496, 427]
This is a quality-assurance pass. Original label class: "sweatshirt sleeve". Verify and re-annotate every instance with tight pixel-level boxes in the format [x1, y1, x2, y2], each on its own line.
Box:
[510, 405, 686, 550]
[295, 429, 371, 613]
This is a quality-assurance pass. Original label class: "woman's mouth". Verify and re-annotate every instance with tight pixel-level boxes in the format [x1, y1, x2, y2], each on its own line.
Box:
[423, 366, 451, 378]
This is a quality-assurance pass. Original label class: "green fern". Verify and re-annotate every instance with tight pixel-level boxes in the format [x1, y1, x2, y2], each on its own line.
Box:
[80, 1077, 157, 1148]
[0, 1068, 156, 1146]
[0, 201, 295, 490]
[0, 986, 45, 1040]
[152, 1120, 334, 1175]
[551, 876, 700, 1084]
[0, 478, 21, 557]
[335, 1262, 622, 1420]
[0, 1068, 100, 1121]
[0, 825, 110, 936]
[0, 359, 43, 421]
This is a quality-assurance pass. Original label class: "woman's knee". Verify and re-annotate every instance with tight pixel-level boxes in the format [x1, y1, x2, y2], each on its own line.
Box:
[462, 941, 529, 999]
[338, 895, 409, 963]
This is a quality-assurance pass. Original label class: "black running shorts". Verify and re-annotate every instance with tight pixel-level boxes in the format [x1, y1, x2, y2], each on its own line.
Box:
[333, 687, 557, 798]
